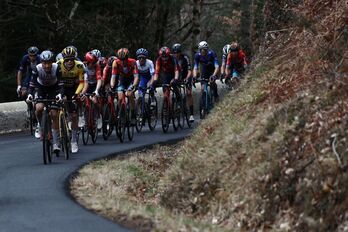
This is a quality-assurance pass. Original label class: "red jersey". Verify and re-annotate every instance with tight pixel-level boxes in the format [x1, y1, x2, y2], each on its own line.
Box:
[85, 62, 102, 85]
[112, 58, 138, 78]
[155, 55, 179, 75]
[226, 50, 247, 67]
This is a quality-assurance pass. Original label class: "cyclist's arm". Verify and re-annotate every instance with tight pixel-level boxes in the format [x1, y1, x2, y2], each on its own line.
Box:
[56, 68, 64, 95]
[152, 58, 160, 82]
[193, 54, 200, 78]
[173, 57, 179, 80]
[132, 61, 139, 87]
[225, 53, 232, 76]
[95, 63, 102, 93]
[16, 56, 27, 86]
[212, 52, 220, 76]
[28, 68, 38, 95]
[110, 60, 118, 89]
[221, 54, 227, 75]
[75, 64, 85, 95]
[184, 55, 192, 79]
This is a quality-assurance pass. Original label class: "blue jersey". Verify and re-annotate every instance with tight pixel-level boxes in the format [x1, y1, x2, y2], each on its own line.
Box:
[194, 50, 219, 79]
[18, 54, 41, 75]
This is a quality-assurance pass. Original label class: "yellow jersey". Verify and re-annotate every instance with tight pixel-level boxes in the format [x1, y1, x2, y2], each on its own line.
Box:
[57, 59, 85, 94]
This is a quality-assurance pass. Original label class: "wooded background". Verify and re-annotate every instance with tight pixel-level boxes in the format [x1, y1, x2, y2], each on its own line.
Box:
[0, 0, 292, 102]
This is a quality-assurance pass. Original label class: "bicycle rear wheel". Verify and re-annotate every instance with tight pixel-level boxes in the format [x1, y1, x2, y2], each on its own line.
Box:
[42, 111, 52, 164]
[148, 95, 158, 131]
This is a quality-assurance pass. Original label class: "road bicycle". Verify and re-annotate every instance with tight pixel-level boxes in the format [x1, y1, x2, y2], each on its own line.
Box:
[135, 86, 158, 133]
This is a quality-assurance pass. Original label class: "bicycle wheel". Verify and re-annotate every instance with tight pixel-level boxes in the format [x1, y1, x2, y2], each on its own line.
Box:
[200, 92, 207, 119]
[91, 106, 98, 144]
[172, 96, 180, 131]
[135, 98, 144, 133]
[42, 111, 52, 164]
[60, 113, 71, 160]
[127, 104, 134, 141]
[147, 95, 158, 131]
[82, 106, 89, 145]
[28, 103, 35, 135]
[182, 96, 191, 128]
[102, 104, 112, 140]
[117, 104, 126, 143]
[161, 99, 170, 133]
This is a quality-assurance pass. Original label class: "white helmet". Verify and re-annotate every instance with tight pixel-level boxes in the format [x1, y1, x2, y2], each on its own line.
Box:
[198, 41, 209, 50]
[92, 49, 102, 58]
[222, 44, 231, 55]
[55, 52, 63, 62]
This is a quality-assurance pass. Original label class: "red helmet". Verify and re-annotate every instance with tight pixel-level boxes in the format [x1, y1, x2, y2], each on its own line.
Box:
[117, 48, 129, 60]
[158, 46, 171, 58]
[85, 52, 97, 64]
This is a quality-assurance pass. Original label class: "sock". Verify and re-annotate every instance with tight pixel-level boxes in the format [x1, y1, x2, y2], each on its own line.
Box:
[52, 129, 59, 145]
[71, 129, 77, 143]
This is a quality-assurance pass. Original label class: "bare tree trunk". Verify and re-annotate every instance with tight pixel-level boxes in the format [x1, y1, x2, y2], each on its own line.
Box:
[191, 0, 202, 59]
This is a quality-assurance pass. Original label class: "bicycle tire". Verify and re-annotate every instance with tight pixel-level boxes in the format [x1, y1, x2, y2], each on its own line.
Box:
[148, 95, 158, 131]
[182, 96, 191, 128]
[117, 104, 126, 143]
[161, 98, 170, 133]
[127, 104, 134, 141]
[200, 92, 207, 119]
[102, 104, 112, 140]
[172, 96, 180, 131]
[42, 111, 52, 164]
[82, 106, 89, 145]
[60, 113, 70, 160]
[135, 98, 144, 133]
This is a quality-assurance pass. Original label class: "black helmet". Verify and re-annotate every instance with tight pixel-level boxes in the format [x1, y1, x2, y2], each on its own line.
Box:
[172, 43, 182, 53]
[27, 46, 39, 55]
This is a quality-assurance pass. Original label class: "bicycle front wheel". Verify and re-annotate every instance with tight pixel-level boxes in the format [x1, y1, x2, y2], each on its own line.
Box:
[60, 113, 70, 160]
[135, 98, 144, 133]
[148, 95, 158, 131]
[42, 111, 52, 164]
[172, 96, 180, 131]
[117, 104, 126, 143]
[161, 99, 170, 133]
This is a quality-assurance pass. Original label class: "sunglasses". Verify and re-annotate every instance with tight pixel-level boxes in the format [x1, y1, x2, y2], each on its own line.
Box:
[64, 58, 75, 62]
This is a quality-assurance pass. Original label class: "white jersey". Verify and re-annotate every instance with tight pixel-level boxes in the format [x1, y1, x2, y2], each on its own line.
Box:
[33, 63, 59, 86]
[136, 59, 154, 78]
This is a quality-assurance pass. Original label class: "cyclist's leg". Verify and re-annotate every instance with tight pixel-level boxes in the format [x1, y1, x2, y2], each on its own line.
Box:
[186, 79, 194, 119]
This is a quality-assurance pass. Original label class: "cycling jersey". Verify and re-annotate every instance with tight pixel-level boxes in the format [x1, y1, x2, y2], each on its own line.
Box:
[85, 63, 102, 85]
[29, 63, 63, 98]
[136, 59, 154, 94]
[57, 59, 85, 95]
[18, 54, 41, 87]
[226, 50, 247, 68]
[194, 50, 219, 79]
[155, 55, 179, 75]
[136, 59, 155, 79]
[176, 54, 191, 80]
[112, 58, 138, 81]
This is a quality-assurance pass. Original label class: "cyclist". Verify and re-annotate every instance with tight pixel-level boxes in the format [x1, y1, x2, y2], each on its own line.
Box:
[26, 50, 63, 153]
[102, 55, 117, 91]
[57, 46, 86, 153]
[151, 46, 180, 98]
[135, 48, 155, 96]
[84, 51, 103, 129]
[220, 44, 231, 81]
[193, 41, 220, 102]
[16, 46, 40, 98]
[225, 42, 247, 81]
[110, 48, 139, 124]
[172, 43, 194, 123]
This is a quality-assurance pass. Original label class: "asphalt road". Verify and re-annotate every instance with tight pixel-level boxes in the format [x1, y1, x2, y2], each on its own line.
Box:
[0, 125, 193, 232]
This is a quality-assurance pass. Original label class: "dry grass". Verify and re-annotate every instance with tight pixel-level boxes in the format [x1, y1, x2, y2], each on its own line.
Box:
[71, 1, 348, 231]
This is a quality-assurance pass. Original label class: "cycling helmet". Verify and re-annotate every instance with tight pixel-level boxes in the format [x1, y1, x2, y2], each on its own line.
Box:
[230, 42, 239, 52]
[108, 56, 117, 67]
[28, 46, 39, 55]
[136, 48, 148, 58]
[92, 49, 102, 58]
[172, 43, 182, 53]
[66, 45, 78, 57]
[62, 46, 77, 59]
[222, 44, 231, 55]
[85, 52, 97, 64]
[198, 41, 209, 50]
[158, 46, 171, 57]
[55, 52, 63, 62]
[40, 50, 54, 62]
[117, 48, 129, 60]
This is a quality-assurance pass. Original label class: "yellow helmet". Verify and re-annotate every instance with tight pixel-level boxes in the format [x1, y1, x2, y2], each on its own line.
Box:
[62, 46, 77, 59]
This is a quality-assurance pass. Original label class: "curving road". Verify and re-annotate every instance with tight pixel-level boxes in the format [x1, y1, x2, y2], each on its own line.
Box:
[0, 126, 192, 232]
